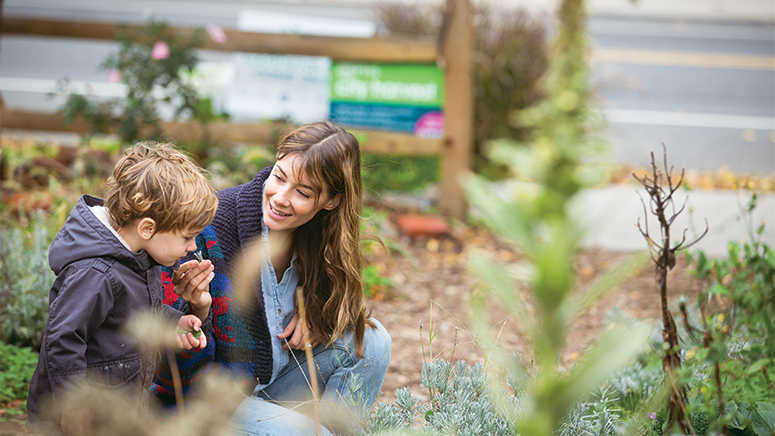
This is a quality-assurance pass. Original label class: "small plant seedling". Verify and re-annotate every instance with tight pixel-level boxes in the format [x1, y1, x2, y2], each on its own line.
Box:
[177, 327, 202, 340]
[195, 250, 204, 262]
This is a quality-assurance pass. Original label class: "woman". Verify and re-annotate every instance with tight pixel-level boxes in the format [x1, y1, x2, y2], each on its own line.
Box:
[153, 121, 391, 434]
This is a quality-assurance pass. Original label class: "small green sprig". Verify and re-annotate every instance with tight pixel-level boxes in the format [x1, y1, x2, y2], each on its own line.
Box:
[194, 250, 204, 262]
[177, 327, 202, 340]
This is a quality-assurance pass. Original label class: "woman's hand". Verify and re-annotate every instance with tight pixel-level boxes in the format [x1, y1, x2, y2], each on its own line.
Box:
[278, 314, 316, 351]
[173, 259, 214, 322]
[175, 314, 207, 350]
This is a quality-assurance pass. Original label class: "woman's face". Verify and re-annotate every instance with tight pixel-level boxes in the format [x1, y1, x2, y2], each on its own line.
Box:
[263, 153, 339, 234]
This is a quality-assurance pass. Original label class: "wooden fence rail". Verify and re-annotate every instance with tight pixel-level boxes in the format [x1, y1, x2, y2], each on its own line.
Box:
[0, 17, 438, 62]
[0, 0, 472, 216]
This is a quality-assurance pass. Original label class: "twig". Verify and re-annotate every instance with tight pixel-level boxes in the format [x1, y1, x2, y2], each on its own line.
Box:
[166, 348, 185, 415]
[295, 288, 322, 436]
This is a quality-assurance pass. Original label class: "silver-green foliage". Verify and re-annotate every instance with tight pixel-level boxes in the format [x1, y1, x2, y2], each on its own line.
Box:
[558, 387, 623, 436]
[367, 360, 520, 436]
[367, 358, 659, 436]
[0, 212, 54, 349]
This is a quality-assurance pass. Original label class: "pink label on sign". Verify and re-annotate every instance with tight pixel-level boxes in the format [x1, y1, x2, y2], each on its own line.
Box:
[413, 111, 444, 138]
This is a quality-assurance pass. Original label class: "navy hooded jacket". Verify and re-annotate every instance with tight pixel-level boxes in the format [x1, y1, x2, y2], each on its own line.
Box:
[26, 195, 184, 430]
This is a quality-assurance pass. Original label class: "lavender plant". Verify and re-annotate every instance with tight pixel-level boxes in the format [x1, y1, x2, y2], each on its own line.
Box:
[0, 211, 55, 350]
[367, 360, 520, 435]
[558, 387, 623, 436]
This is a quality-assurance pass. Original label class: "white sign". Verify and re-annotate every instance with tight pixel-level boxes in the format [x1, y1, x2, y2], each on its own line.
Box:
[236, 10, 375, 38]
[224, 10, 375, 124]
[225, 54, 331, 123]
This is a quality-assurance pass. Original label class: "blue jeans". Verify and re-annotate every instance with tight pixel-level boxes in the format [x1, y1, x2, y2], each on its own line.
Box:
[230, 318, 391, 435]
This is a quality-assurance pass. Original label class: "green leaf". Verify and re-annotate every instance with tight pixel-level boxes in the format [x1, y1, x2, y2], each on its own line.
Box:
[468, 251, 531, 327]
[708, 283, 730, 297]
[560, 323, 651, 410]
[568, 250, 650, 318]
[176, 327, 201, 339]
[751, 402, 775, 436]
[708, 343, 729, 363]
[464, 174, 532, 247]
[763, 316, 775, 359]
[726, 401, 747, 430]
[747, 359, 771, 375]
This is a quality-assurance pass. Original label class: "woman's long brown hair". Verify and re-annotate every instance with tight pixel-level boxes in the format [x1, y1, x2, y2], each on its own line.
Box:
[276, 121, 374, 357]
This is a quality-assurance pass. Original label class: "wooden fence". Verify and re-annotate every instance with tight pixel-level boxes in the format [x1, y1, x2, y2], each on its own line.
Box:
[0, 0, 473, 216]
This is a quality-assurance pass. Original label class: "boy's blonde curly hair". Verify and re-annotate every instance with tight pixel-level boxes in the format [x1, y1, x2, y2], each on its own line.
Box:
[105, 142, 218, 235]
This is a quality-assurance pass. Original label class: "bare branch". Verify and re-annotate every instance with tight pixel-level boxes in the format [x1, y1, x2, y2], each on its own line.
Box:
[674, 229, 689, 249]
[679, 301, 700, 343]
[668, 196, 689, 227]
[674, 167, 685, 192]
[632, 172, 647, 185]
[637, 192, 652, 239]
[675, 219, 709, 252]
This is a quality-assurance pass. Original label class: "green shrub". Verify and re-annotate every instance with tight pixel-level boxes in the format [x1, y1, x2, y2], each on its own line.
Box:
[0, 211, 54, 350]
[0, 342, 38, 404]
[204, 143, 276, 191]
[58, 19, 209, 144]
[360, 206, 402, 299]
[362, 154, 439, 194]
[688, 232, 775, 364]
[362, 265, 393, 299]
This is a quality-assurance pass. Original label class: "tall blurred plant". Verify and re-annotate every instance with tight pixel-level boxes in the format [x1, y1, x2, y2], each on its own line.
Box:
[464, 0, 650, 435]
[376, 2, 548, 178]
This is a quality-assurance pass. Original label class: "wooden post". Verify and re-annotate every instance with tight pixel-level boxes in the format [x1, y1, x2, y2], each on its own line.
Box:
[439, 0, 474, 218]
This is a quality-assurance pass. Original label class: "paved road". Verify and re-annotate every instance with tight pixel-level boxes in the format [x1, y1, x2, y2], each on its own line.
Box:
[589, 18, 774, 174]
[2, 0, 774, 174]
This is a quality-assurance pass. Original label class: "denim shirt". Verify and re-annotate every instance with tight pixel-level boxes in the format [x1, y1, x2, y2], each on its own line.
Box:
[253, 222, 299, 393]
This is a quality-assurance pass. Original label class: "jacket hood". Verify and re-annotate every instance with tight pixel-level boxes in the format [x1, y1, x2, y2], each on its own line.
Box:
[49, 195, 153, 275]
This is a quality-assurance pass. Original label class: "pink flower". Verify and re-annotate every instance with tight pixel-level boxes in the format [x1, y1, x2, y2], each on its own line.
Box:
[206, 23, 227, 44]
[106, 69, 122, 83]
[151, 41, 170, 60]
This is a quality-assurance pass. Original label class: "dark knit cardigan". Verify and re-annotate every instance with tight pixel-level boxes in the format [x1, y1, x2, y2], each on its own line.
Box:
[152, 167, 274, 401]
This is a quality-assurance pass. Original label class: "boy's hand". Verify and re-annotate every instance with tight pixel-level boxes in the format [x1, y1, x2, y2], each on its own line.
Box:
[173, 259, 214, 322]
[176, 315, 207, 350]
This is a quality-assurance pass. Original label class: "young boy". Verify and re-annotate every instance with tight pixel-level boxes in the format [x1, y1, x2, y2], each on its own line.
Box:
[26, 142, 218, 435]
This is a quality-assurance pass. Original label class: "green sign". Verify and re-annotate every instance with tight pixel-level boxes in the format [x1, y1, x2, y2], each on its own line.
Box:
[330, 62, 445, 137]
[331, 63, 444, 106]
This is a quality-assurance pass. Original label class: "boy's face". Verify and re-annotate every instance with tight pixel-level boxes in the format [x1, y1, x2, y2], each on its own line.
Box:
[144, 226, 199, 267]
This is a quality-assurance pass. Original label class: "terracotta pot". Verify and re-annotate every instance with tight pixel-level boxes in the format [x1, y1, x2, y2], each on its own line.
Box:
[395, 214, 450, 238]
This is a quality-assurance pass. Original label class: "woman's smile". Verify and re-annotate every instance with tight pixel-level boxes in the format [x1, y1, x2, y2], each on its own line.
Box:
[269, 203, 291, 217]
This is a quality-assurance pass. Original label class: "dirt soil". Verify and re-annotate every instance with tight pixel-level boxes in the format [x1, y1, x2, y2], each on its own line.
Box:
[366, 210, 702, 404]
